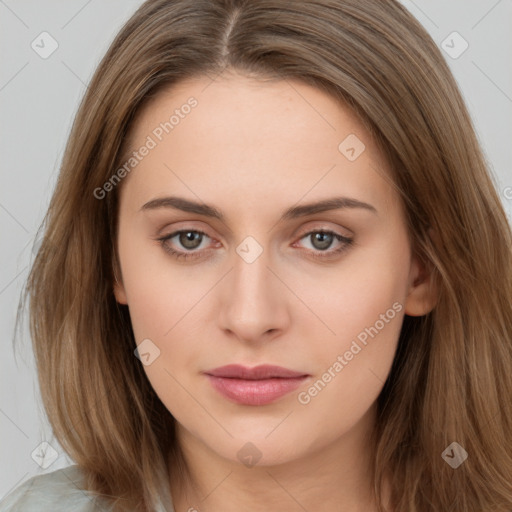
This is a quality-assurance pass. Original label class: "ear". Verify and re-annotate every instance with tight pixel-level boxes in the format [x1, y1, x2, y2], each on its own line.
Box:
[113, 262, 128, 305]
[404, 240, 438, 317]
[114, 279, 128, 305]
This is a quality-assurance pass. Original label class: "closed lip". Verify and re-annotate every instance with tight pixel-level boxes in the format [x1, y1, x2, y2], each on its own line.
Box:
[204, 364, 309, 380]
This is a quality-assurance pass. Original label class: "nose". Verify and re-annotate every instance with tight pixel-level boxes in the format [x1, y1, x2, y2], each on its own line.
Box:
[217, 242, 290, 344]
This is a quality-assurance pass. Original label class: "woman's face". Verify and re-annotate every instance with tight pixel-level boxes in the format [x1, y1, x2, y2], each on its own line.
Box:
[114, 72, 433, 468]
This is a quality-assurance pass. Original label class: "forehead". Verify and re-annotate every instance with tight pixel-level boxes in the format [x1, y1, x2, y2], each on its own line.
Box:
[130, 73, 372, 153]
[119, 73, 396, 218]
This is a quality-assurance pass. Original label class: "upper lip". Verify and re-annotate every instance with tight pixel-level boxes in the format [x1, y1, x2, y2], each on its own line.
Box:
[205, 364, 308, 380]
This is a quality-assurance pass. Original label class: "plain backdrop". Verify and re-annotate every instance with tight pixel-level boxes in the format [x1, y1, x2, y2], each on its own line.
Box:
[1, 0, 511, 500]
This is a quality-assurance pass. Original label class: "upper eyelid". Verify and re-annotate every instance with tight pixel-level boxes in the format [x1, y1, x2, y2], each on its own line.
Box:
[159, 219, 352, 238]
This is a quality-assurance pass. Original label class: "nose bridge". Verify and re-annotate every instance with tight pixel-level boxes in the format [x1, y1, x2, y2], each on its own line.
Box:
[218, 234, 288, 340]
[233, 241, 270, 297]
[231, 238, 276, 312]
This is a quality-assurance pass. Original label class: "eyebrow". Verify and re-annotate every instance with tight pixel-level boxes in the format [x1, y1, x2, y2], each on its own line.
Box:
[139, 195, 377, 222]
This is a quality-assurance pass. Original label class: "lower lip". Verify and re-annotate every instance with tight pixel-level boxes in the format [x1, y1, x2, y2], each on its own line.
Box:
[206, 375, 308, 405]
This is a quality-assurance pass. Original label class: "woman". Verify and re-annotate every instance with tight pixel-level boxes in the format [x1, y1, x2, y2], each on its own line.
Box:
[3, 0, 512, 511]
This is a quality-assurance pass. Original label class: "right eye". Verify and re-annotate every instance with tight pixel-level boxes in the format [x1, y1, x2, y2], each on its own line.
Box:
[157, 229, 215, 261]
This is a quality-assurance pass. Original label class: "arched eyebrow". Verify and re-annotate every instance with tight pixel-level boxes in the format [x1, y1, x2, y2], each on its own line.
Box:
[139, 196, 377, 221]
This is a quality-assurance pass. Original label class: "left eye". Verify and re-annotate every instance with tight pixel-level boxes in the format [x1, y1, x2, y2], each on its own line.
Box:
[156, 229, 353, 261]
[293, 230, 354, 260]
[297, 230, 348, 251]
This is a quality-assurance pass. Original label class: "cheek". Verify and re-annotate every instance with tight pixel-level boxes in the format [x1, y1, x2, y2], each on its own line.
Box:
[301, 270, 404, 406]
[297, 230, 410, 357]
[293, 235, 410, 430]
[117, 226, 208, 342]
[118, 243, 210, 421]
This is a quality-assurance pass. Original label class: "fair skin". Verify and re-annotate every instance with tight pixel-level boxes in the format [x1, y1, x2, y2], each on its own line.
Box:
[114, 71, 436, 512]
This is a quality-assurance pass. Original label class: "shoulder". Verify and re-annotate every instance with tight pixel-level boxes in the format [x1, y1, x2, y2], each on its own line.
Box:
[0, 465, 111, 512]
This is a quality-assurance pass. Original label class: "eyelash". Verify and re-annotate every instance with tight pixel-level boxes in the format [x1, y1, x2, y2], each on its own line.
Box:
[156, 228, 354, 262]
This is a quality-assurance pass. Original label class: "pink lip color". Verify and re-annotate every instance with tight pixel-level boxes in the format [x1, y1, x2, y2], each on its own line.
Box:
[204, 364, 309, 406]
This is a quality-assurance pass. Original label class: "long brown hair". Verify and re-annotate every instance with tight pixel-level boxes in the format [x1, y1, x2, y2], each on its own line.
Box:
[16, 0, 512, 510]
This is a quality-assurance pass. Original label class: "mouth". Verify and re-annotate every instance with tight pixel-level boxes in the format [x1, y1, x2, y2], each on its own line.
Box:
[204, 364, 310, 406]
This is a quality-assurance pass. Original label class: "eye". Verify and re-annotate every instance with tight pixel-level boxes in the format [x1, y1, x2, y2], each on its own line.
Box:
[294, 229, 354, 260]
[156, 229, 214, 261]
[155, 228, 354, 262]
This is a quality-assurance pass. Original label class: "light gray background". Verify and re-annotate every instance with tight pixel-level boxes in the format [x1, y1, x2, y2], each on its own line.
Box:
[1, 0, 511, 500]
